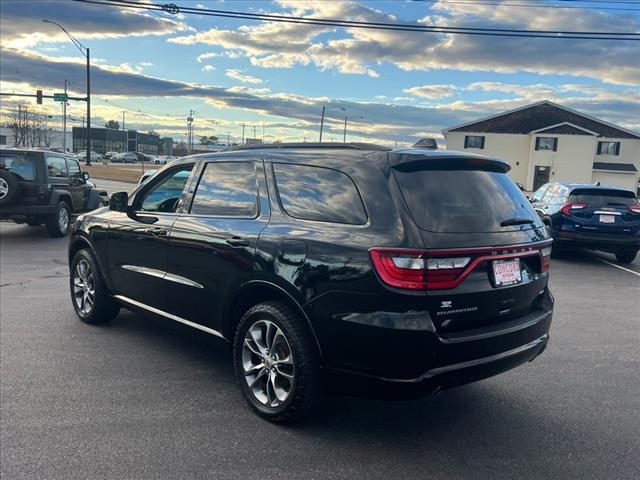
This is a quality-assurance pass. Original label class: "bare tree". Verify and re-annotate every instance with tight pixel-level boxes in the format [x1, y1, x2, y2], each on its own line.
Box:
[7, 106, 54, 147]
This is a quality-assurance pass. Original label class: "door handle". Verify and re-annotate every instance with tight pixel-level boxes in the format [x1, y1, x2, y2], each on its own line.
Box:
[226, 236, 249, 247]
[145, 227, 168, 237]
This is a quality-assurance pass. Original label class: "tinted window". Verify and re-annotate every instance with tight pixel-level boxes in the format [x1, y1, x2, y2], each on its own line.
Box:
[46, 156, 68, 178]
[393, 167, 540, 233]
[190, 162, 258, 217]
[139, 165, 193, 213]
[67, 159, 81, 178]
[0, 153, 35, 181]
[273, 163, 367, 225]
[569, 188, 637, 206]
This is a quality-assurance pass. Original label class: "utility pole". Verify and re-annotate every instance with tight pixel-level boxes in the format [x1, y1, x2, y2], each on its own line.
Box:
[62, 80, 68, 152]
[319, 105, 325, 142]
[253, 124, 257, 141]
[262, 122, 265, 142]
[187, 110, 194, 153]
[343, 116, 347, 143]
[241, 123, 246, 145]
[226, 132, 230, 146]
[86, 47, 91, 164]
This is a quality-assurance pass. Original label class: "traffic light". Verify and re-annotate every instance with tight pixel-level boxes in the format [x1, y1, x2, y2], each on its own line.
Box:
[36, 90, 43, 104]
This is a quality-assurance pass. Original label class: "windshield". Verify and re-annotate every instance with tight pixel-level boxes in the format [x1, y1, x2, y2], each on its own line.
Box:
[569, 189, 638, 206]
[393, 166, 541, 233]
[0, 153, 36, 181]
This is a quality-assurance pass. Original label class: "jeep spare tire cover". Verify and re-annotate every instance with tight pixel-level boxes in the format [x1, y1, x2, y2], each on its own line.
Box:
[0, 170, 20, 205]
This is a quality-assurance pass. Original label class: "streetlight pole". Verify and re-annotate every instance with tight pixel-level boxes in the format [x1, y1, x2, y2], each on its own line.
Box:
[62, 80, 67, 152]
[343, 116, 347, 143]
[42, 20, 91, 165]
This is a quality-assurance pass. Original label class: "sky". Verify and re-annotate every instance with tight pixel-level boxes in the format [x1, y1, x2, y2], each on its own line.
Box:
[0, 0, 639, 146]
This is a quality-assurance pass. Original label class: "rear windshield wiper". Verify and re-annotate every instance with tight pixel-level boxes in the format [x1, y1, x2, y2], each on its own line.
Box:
[500, 217, 535, 227]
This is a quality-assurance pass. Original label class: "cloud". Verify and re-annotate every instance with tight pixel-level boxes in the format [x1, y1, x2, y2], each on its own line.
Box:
[403, 84, 458, 99]
[167, 0, 640, 85]
[226, 69, 264, 84]
[196, 52, 220, 63]
[0, 0, 189, 48]
[1, 48, 638, 143]
[202, 65, 216, 72]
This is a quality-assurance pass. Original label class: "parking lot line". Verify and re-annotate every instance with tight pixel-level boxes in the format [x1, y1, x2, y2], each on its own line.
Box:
[587, 254, 640, 277]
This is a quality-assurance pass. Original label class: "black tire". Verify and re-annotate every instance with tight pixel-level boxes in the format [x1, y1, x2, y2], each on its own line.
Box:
[69, 248, 120, 324]
[615, 250, 638, 264]
[233, 301, 320, 424]
[45, 201, 71, 237]
[0, 170, 20, 205]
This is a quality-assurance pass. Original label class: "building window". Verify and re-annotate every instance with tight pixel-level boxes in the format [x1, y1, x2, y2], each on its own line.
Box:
[597, 141, 620, 156]
[535, 137, 558, 151]
[464, 135, 485, 149]
[0, 135, 6, 145]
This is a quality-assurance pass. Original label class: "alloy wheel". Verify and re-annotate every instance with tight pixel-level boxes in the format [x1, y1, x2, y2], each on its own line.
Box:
[0, 178, 8, 199]
[58, 206, 70, 233]
[242, 320, 295, 407]
[73, 259, 95, 315]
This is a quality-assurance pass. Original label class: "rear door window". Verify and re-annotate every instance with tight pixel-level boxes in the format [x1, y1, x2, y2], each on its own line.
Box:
[273, 163, 367, 225]
[46, 156, 68, 178]
[189, 162, 258, 217]
[393, 164, 539, 233]
[569, 188, 638, 206]
[0, 153, 36, 180]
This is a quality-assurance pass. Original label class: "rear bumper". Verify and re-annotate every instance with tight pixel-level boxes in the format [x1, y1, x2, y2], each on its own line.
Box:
[1, 204, 56, 219]
[311, 288, 554, 399]
[324, 334, 548, 399]
[553, 230, 640, 251]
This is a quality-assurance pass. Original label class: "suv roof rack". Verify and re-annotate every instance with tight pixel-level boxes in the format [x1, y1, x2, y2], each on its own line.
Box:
[222, 142, 392, 152]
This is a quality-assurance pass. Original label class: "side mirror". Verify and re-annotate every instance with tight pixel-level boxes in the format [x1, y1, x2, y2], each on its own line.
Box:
[109, 191, 129, 212]
[81, 171, 91, 182]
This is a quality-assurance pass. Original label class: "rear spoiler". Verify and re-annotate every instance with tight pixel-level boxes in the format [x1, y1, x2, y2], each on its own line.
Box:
[389, 152, 511, 174]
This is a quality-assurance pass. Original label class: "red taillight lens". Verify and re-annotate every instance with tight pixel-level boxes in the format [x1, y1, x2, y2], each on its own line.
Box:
[561, 202, 588, 216]
[369, 249, 470, 290]
[540, 246, 552, 272]
[628, 205, 640, 213]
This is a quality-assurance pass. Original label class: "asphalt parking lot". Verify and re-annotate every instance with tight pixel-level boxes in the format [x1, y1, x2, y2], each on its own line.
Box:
[1, 222, 638, 480]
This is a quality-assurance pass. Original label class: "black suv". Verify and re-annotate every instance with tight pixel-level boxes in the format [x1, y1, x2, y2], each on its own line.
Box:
[68, 143, 553, 423]
[531, 182, 640, 263]
[0, 149, 108, 237]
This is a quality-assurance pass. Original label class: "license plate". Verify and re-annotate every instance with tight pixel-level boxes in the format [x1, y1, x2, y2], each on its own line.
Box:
[599, 215, 615, 224]
[492, 259, 522, 287]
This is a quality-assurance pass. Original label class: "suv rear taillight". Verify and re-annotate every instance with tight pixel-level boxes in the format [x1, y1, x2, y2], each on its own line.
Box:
[561, 202, 588, 216]
[370, 242, 552, 291]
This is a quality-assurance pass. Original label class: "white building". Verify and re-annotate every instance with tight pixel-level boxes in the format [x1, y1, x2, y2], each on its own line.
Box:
[443, 101, 640, 193]
[0, 126, 73, 152]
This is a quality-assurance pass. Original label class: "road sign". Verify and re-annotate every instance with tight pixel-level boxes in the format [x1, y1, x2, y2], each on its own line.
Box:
[53, 93, 68, 102]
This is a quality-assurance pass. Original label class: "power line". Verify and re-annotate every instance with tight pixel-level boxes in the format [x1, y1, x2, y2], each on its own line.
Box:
[73, 0, 640, 40]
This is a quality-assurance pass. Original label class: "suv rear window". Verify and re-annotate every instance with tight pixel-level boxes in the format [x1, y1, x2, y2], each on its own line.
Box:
[0, 153, 36, 181]
[569, 188, 637, 206]
[273, 163, 367, 225]
[393, 164, 538, 233]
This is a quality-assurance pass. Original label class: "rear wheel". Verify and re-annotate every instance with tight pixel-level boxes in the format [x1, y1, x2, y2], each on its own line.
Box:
[70, 249, 120, 324]
[233, 301, 320, 424]
[615, 249, 638, 264]
[45, 201, 71, 237]
[0, 170, 20, 205]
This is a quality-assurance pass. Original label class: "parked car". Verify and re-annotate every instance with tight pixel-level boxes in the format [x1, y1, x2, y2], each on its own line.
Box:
[0, 149, 108, 237]
[76, 150, 102, 163]
[531, 182, 640, 263]
[104, 151, 119, 162]
[155, 155, 177, 165]
[68, 143, 553, 423]
[117, 152, 138, 164]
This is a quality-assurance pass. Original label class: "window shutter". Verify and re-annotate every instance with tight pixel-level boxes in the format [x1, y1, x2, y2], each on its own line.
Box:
[535, 137, 540, 151]
[615, 142, 620, 156]
[553, 138, 558, 152]
[464, 136, 469, 148]
[480, 137, 485, 149]
[597, 142, 602, 155]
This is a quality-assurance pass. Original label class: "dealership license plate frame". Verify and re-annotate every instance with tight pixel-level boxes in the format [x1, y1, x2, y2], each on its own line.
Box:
[492, 258, 522, 287]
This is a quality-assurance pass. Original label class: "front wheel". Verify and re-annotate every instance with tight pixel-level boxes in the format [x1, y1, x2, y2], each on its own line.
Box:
[233, 302, 320, 424]
[45, 201, 71, 237]
[615, 249, 638, 264]
[70, 249, 120, 324]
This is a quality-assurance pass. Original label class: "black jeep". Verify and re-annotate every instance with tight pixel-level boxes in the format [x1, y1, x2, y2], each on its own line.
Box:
[0, 149, 108, 237]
